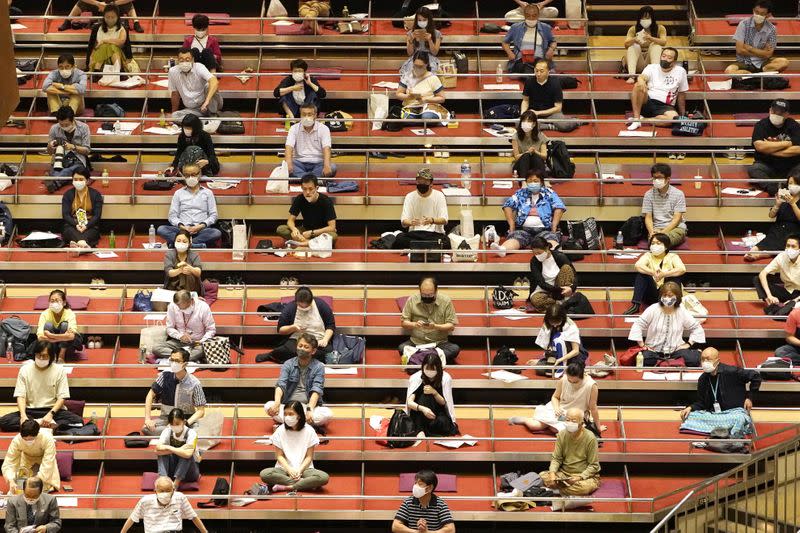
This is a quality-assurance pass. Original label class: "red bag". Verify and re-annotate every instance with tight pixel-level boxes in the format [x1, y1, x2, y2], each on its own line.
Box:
[656, 357, 685, 372]
[618, 346, 642, 366]
[521, 50, 537, 65]
[374, 417, 391, 447]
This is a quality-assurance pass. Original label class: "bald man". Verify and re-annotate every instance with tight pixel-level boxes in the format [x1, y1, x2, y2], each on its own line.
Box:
[121, 476, 208, 533]
[540, 407, 600, 498]
[399, 277, 460, 363]
[679, 347, 760, 440]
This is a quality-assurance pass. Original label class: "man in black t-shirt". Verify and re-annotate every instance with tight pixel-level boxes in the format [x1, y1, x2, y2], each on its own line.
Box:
[520, 59, 579, 132]
[276, 174, 338, 249]
[749, 99, 800, 195]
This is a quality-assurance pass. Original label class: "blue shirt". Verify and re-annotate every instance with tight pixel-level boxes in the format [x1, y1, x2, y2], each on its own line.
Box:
[42, 68, 87, 94]
[502, 186, 566, 228]
[167, 186, 218, 228]
[503, 20, 555, 69]
[276, 357, 326, 405]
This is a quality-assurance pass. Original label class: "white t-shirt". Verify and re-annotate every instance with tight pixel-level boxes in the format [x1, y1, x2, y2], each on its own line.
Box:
[535, 318, 581, 351]
[522, 194, 544, 229]
[271, 424, 319, 470]
[159, 425, 200, 462]
[642, 63, 688, 106]
[191, 35, 209, 53]
[400, 189, 448, 233]
[167, 63, 214, 110]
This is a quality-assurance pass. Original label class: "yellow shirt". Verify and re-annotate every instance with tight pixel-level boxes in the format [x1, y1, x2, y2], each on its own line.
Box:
[36, 308, 78, 338]
[764, 252, 800, 292]
[1, 430, 60, 491]
[13, 361, 70, 409]
[635, 252, 685, 288]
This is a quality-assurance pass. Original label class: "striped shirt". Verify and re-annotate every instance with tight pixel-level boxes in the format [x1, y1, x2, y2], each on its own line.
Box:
[394, 495, 453, 530]
[151, 371, 207, 415]
[285, 121, 332, 163]
[129, 492, 197, 532]
[733, 17, 777, 69]
[628, 303, 705, 355]
[642, 185, 686, 230]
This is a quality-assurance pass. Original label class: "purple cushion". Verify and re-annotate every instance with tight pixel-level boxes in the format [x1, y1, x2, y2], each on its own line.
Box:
[56, 451, 73, 481]
[399, 473, 457, 492]
[276, 24, 313, 35]
[34, 295, 90, 310]
[142, 472, 201, 491]
[184, 12, 231, 25]
[66, 350, 88, 362]
[308, 67, 343, 80]
[593, 479, 627, 498]
[279, 296, 333, 308]
[733, 113, 768, 126]
[727, 241, 750, 252]
[63, 399, 85, 418]
[396, 296, 409, 311]
[637, 238, 690, 250]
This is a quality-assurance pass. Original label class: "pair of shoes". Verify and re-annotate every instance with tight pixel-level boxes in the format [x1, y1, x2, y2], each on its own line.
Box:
[286, 276, 299, 287]
[520, 277, 530, 287]
[133, 21, 144, 33]
[87, 336, 103, 349]
[623, 303, 640, 315]
[668, 152, 685, 160]
[90, 277, 106, 290]
[734, 148, 745, 160]
[513, 277, 524, 287]
[483, 225, 499, 245]
[279, 277, 289, 289]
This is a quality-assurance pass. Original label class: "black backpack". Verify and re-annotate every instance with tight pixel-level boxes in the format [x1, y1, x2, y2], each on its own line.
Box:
[387, 409, 416, 448]
[558, 76, 580, 90]
[0, 201, 12, 244]
[732, 76, 789, 91]
[759, 358, 796, 381]
[198, 477, 231, 508]
[492, 286, 518, 310]
[383, 105, 404, 132]
[483, 104, 520, 122]
[95, 103, 125, 118]
[452, 51, 468, 74]
[0, 316, 33, 361]
[492, 346, 520, 373]
[620, 215, 645, 246]
[546, 140, 575, 179]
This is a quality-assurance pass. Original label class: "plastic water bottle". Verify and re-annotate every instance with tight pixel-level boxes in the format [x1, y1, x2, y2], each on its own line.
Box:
[148, 224, 156, 246]
[109, 230, 115, 249]
[101, 168, 109, 187]
[113, 120, 121, 135]
[495, 63, 503, 83]
[746, 229, 753, 239]
[635, 351, 644, 373]
[512, 169, 518, 182]
[615, 230, 624, 249]
[6, 341, 12, 362]
[158, 108, 167, 128]
[460, 160, 471, 189]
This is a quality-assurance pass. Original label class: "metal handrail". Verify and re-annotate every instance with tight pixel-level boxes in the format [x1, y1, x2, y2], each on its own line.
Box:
[650, 490, 696, 532]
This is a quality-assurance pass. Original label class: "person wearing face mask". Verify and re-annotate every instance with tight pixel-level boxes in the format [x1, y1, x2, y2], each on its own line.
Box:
[392, 470, 455, 533]
[46, 105, 90, 181]
[0, 340, 84, 435]
[505, 0, 561, 23]
[156, 163, 221, 249]
[182, 14, 222, 73]
[168, 47, 223, 124]
[122, 476, 208, 533]
[36, 290, 82, 364]
[502, 4, 557, 73]
[627, 47, 687, 131]
[539, 407, 601, 500]
[264, 333, 333, 429]
[524, 236, 579, 312]
[86, 5, 132, 74]
[166, 114, 220, 177]
[392, 168, 450, 252]
[163, 230, 204, 296]
[152, 290, 216, 362]
[726, 0, 788, 76]
[274, 59, 327, 119]
[641, 163, 687, 247]
[406, 352, 457, 438]
[155, 408, 201, 486]
[622, 6, 667, 83]
[775, 302, 800, 364]
[628, 281, 705, 367]
[531, 303, 588, 366]
[396, 51, 448, 125]
[3, 477, 61, 533]
[2, 420, 60, 494]
[259, 287, 335, 363]
[491, 166, 566, 258]
[520, 59, 580, 132]
[754, 235, 800, 311]
[512, 111, 549, 177]
[748, 99, 800, 196]
[59, 0, 143, 33]
[61, 168, 103, 250]
[399, 7, 442, 86]
[625, 233, 686, 315]
[276, 174, 338, 251]
[399, 276, 460, 363]
[284, 103, 336, 178]
[511, 360, 603, 437]
[42, 54, 86, 115]
[259, 400, 329, 494]
[678, 348, 759, 440]
[746, 175, 800, 261]
[143, 348, 207, 436]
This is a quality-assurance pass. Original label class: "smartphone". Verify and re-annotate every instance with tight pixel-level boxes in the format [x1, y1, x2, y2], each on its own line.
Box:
[63, 485, 73, 492]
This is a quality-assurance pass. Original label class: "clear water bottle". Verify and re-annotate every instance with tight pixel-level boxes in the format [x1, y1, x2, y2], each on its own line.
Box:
[746, 229, 753, 239]
[615, 230, 624, 249]
[148, 224, 156, 246]
[6, 341, 12, 362]
[460, 160, 471, 189]
[495, 63, 503, 83]
[109, 230, 116, 249]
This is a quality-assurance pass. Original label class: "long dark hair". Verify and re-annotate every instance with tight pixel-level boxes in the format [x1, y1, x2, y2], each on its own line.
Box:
[420, 351, 443, 391]
[49, 289, 70, 309]
[413, 6, 436, 38]
[180, 114, 203, 143]
[634, 6, 658, 36]
[545, 303, 568, 349]
[101, 4, 121, 32]
[284, 400, 307, 431]
[516, 110, 539, 141]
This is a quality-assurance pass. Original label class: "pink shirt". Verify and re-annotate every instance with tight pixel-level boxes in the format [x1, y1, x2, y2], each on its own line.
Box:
[166, 300, 216, 343]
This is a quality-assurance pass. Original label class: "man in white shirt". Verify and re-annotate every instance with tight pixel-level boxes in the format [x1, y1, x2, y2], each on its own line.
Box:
[285, 103, 336, 178]
[392, 168, 449, 251]
[121, 476, 208, 533]
[627, 47, 688, 131]
[168, 47, 222, 124]
[152, 290, 217, 362]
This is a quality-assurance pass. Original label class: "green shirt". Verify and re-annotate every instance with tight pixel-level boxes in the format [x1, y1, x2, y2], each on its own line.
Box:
[548, 428, 601, 480]
[401, 293, 458, 345]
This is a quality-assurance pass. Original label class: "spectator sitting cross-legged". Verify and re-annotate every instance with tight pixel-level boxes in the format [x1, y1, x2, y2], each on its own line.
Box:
[47, 105, 90, 179]
[61, 167, 103, 250]
[521, 58, 580, 132]
[285, 103, 336, 179]
[624, 232, 686, 315]
[396, 51, 446, 125]
[512, 111, 549, 177]
[391, 470, 455, 533]
[273, 59, 327, 119]
[169, 47, 223, 124]
[143, 347, 207, 436]
[156, 163, 221, 249]
[642, 162, 687, 248]
[725, 0, 789, 76]
[276, 174, 337, 251]
[163, 230, 204, 295]
[121, 476, 208, 533]
[747, 99, 800, 196]
[151, 290, 216, 363]
[539, 407, 601, 499]
[399, 276, 460, 363]
[502, 4, 556, 73]
[42, 53, 86, 115]
[627, 46, 688, 131]
[391, 168, 449, 252]
[165, 114, 220, 178]
[183, 14, 222, 73]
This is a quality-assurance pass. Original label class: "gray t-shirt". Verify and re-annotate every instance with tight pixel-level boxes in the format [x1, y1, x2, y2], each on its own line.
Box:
[642, 185, 687, 230]
[289, 365, 309, 403]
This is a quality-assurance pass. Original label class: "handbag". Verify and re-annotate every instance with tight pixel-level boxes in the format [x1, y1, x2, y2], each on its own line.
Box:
[197, 476, 230, 508]
[672, 111, 707, 137]
[202, 337, 231, 366]
[308, 232, 333, 258]
[266, 162, 290, 194]
[267, 0, 288, 17]
[682, 293, 708, 318]
[124, 431, 150, 448]
[369, 92, 390, 131]
[437, 60, 457, 89]
[618, 346, 642, 366]
[132, 290, 153, 312]
[448, 233, 479, 262]
[492, 286, 518, 310]
[534, 352, 558, 377]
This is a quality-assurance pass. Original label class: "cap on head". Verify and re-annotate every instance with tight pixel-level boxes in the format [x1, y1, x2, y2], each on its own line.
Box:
[771, 99, 790, 115]
[417, 168, 433, 181]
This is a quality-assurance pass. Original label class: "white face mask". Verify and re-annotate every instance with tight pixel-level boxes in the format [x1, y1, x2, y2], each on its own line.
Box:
[412, 484, 428, 499]
[72, 180, 86, 191]
[181, 305, 194, 315]
[195, 30, 207, 38]
[170, 361, 183, 373]
[650, 244, 666, 256]
[284, 415, 298, 428]
[652, 178, 666, 190]
[752, 13, 766, 24]
[423, 369, 437, 379]
[156, 492, 172, 505]
[185, 177, 199, 188]
[701, 361, 716, 373]
[301, 116, 315, 128]
[35, 358, 49, 369]
[786, 248, 800, 260]
[525, 19, 537, 28]
[178, 61, 193, 73]
[769, 113, 785, 127]
[417, 19, 428, 29]
[789, 185, 800, 196]
[640, 18, 652, 29]
[170, 424, 184, 434]
[535, 251, 549, 262]
[661, 296, 677, 307]
[292, 72, 305, 83]
[59, 69, 73, 78]
[174, 241, 189, 252]
[50, 302, 63, 314]
[564, 421, 580, 433]
[520, 122, 534, 133]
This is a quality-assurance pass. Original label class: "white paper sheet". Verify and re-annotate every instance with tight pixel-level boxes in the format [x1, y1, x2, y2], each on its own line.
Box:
[22, 231, 59, 241]
[206, 180, 240, 190]
[642, 371, 665, 380]
[231, 497, 257, 507]
[55, 497, 78, 508]
[63, 366, 73, 375]
[254, 435, 273, 445]
[272, 20, 294, 25]
[150, 288, 175, 303]
[492, 180, 513, 189]
[599, 173, 624, 182]
[10, 23, 27, 30]
[410, 128, 435, 136]
[707, 80, 732, 91]
[492, 308, 531, 321]
[96, 122, 140, 136]
[151, 78, 171, 88]
[623, 317, 637, 323]
[325, 366, 359, 375]
[143, 314, 166, 322]
[722, 187, 761, 197]
[109, 75, 146, 89]
[483, 370, 528, 383]
[442, 187, 471, 197]
[369, 415, 384, 431]
[618, 130, 657, 137]
[372, 81, 399, 90]
[483, 127, 513, 138]
[144, 125, 180, 135]
[434, 435, 478, 448]
[482, 83, 521, 91]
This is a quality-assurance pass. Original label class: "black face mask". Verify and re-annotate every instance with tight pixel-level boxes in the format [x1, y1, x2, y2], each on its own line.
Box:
[421, 295, 436, 304]
[660, 60, 673, 69]
[416, 183, 430, 194]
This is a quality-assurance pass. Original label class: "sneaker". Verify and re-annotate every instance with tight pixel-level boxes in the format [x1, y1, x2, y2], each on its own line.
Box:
[677, 153, 686, 160]
[57, 19, 72, 31]
[627, 119, 642, 131]
[483, 225, 499, 245]
[521, 277, 530, 287]
[623, 303, 640, 315]
[735, 148, 745, 160]
[133, 21, 144, 33]
[279, 277, 289, 289]
[288, 276, 299, 286]
[668, 152, 677, 159]
[513, 277, 523, 287]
